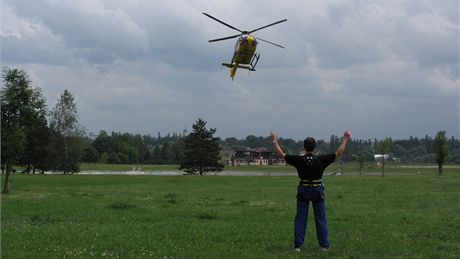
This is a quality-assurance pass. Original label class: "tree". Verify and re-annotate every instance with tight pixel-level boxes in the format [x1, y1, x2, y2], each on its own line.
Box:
[82, 146, 99, 165]
[171, 139, 184, 164]
[161, 142, 170, 164]
[378, 138, 392, 177]
[1, 67, 47, 193]
[21, 114, 49, 173]
[179, 118, 224, 175]
[391, 144, 408, 161]
[433, 131, 449, 175]
[330, 135, 339, 153]
[47, 90, 85, 174]
[356, 150, 373, 176]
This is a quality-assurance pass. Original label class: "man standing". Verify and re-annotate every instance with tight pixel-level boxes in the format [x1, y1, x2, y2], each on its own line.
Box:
[270, 129, 351, 252]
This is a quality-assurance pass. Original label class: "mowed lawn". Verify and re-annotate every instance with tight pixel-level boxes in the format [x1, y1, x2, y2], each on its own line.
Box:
[1, 171, 459, 258]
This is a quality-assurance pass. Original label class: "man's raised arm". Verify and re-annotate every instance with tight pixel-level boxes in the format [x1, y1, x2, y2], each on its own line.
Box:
[270, 132, 286, 159]
[335, 129, 351, 158]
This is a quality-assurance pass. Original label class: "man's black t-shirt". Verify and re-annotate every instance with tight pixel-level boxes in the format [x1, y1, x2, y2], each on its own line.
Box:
[285, 154, 336, 180]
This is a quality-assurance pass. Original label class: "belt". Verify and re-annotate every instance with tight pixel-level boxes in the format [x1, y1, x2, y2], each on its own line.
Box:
[299, 179, 322, 187]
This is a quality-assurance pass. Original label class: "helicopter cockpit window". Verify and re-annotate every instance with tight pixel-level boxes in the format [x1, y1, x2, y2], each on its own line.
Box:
[240, 35, 248, 45]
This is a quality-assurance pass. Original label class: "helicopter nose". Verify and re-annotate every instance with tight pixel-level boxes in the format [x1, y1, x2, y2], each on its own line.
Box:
[247, 36, 256, 46]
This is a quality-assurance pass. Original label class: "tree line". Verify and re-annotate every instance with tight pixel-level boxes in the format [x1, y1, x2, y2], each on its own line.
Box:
[83, 131, 184, 165]
[1, 67, 458, 186]
[79, 131, 460, 165]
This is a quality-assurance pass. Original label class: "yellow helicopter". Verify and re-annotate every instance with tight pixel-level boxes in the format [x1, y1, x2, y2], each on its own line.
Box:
[203, 13, 287, 80]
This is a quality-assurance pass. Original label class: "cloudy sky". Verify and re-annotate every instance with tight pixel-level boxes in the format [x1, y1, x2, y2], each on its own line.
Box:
[2, 0, 459, 140]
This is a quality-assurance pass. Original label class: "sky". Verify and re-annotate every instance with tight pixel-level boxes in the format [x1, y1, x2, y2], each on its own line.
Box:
[1, 0, 459, 140]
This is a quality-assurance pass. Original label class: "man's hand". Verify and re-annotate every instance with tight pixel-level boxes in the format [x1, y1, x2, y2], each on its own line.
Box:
[270, 132, 277, 142]
[343, 129, 351, 140]
[270, 131, 285, 159]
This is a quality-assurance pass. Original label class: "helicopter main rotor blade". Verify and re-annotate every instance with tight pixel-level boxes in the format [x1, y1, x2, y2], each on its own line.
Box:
[249, 19, 287, 34]
[203, 13, 242, 33]
[209, 34, 242, 42]
[256, 37, 285, 48]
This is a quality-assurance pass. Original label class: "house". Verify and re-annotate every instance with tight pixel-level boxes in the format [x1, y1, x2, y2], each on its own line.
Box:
[374, 154, 389, 161]
[220, 146, 285, 166]
[220, 149, 236, 166]
[374, 154, 400, 163]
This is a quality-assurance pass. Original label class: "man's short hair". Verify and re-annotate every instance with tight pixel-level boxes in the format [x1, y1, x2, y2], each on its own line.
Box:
[304, 137, 316, 152]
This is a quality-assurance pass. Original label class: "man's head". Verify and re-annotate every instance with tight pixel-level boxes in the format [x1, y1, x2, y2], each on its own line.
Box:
[304, 137, 316, 152]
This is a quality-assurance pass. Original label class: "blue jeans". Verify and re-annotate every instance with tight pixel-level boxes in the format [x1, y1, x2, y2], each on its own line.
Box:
[294, 185, 330, 248]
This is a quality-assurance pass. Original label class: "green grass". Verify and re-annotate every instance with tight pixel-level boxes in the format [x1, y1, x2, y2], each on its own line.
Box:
[2, 172, 459, 258]
[226, 163, 459, 174]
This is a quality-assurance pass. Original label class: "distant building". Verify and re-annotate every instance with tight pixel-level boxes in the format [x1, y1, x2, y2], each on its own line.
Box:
[220, 146, 285, 166]
[374, 154, 389, 161]
[220, 149, 236, 166]
[374, 154, 400, 163]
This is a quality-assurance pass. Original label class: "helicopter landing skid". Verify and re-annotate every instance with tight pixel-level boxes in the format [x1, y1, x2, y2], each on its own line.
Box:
[222, 53, 260, 72]
[249, 52, 260, 71]
[222, 63, 255, 71]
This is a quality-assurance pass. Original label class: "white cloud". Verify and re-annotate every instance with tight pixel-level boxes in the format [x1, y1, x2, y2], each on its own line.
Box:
[428, 67, 460, 94]
[1, 3, 72, 64]
[321, 81, 343, 93]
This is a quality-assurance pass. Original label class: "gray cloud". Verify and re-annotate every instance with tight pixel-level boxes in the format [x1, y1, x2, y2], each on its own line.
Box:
[1, 0, 458, 140]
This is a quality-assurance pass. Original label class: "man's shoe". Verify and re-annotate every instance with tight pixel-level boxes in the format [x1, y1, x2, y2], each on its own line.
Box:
[294, 247, 301, 253]
[320, 246, 329, 251]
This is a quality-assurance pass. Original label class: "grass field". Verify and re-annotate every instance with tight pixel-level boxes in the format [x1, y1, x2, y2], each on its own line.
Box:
[1, 170, 459, 258]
